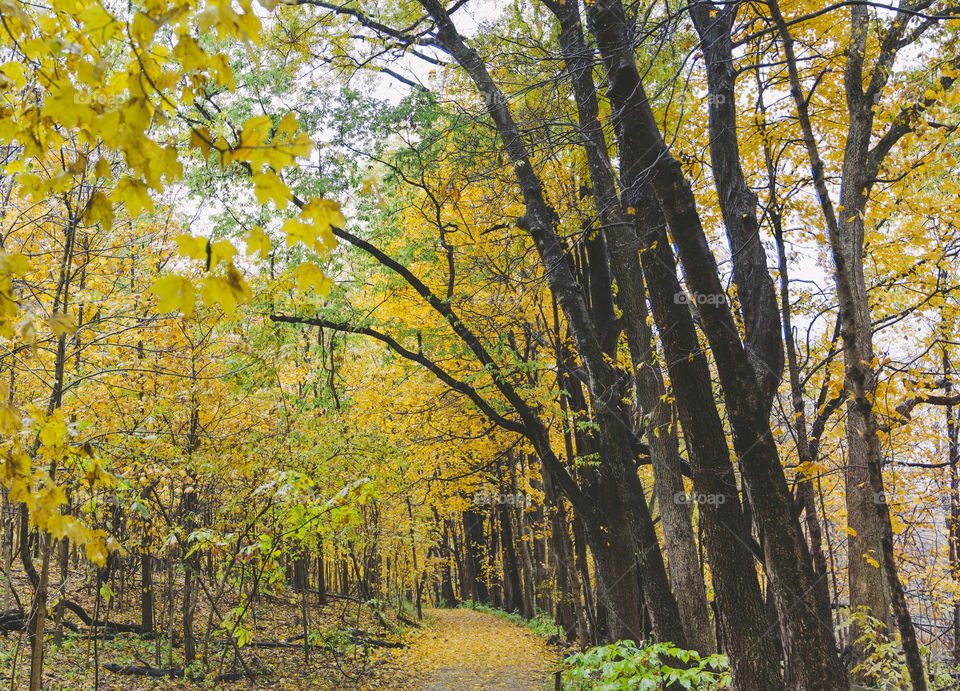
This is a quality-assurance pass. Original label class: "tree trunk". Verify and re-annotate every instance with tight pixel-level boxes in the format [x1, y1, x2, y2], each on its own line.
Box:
[544, 0, 713, 652]
[28, 533, 52, 691]
[462, 509, 489, 604]
[769, 2, 927, 686]
[585, 2, 846, 685]
[542, 468, 579, 641]
[142, 549, 154, 632]
[497, 500, 522, 614]
[947, 348, 960, 664]
[631, 184, 781, 688]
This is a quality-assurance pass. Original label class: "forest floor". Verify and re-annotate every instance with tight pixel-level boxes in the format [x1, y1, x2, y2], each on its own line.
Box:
[368, 607, 558, 690]
[1, 561, 560, 689]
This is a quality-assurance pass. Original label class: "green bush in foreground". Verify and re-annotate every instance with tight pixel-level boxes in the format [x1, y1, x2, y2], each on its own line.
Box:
[562, 639, 731, 690]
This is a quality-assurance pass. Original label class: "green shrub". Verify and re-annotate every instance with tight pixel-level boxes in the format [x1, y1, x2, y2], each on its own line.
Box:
[840, 608, 909, 690]
[458, 601, 561, 637]
[561, 639, 730, 690]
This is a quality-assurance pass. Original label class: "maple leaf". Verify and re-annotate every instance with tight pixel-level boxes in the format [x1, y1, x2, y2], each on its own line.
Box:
[151, 274, 197, 316]
[200, 263, 251, 314]
[253, 168, 290, 208]
[84, 190, 114, 229]
[176, 234, 209, 262]
[47, 313, 78, 336]
[296, 262, 331, 297]
[245, 225, 272, 258]
[113, 177, 154, 216]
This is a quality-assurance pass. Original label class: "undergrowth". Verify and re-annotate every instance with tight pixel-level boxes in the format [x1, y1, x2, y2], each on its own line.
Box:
[457, 600, 562, 637]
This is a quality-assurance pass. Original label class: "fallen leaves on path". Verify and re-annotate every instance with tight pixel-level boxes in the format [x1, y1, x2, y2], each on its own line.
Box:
[367, 608, 558, 690]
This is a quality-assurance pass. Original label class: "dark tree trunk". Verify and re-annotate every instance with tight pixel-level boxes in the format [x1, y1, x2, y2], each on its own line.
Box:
[419, 0, 684, 646]
[947, 349, 960, 665]
[141, 550, 154, 632]
[439, 518, 458, 607]
[489, 508, 502, 609]
[316, 545, 326, 606]
[631, 182, 781, 688]
[768, 2, 928, 686]
[584, 1, 846, 686]
[497, 500, 522, 614]
[462, 509, 489, 604]
[543, 469, 577, 641]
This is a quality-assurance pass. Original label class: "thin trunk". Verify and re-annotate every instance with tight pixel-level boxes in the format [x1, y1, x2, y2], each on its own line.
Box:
[28, 535, 52, 691]
[772, 205, 834, 635]
[946, 348, 959, 664]
[546, 0, 713, 651]
[769, 3, 925, 686]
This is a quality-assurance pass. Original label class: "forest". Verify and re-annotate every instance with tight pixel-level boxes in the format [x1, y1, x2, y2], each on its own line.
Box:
[2, 0, 960, 689]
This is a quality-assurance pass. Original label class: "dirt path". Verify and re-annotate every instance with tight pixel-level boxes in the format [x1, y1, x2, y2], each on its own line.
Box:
[378, 608, 557, 690]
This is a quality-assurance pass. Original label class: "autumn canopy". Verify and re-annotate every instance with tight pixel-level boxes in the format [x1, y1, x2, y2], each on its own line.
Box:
[2, 0, 960, 689]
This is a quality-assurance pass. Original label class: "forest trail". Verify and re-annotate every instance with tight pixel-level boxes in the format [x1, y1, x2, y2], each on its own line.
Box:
[380, 608, 557, 690]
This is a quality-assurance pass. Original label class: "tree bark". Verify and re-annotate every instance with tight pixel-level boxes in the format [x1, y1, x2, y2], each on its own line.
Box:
[462, 509, 489, 605]
[768, 2, 928, 686]
[586, 1, 846, 685]
[632, 181, 781, 689]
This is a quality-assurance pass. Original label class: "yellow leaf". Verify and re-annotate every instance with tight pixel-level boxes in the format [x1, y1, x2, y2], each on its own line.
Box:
[296, 262, 331, 297]
[2, 450, 29, 480]
[302, 197, 345, 229]
[131, 12, 157, 46]
[113, 177, 154, 216]
[210, 239, 236, 268]
[151, 274, 197, 316]
[39, 418, 67, 449]
[175, 234, 209, 262]
[3, 251, 27, 277]
[17, 172, 46, 200]
[48, 313, 77, 336]
[288, 197, 343, 252]
[94, 158, 112, 179]
[173, 34, 208, 72]
[200, 263, 250, 314]
[79, 3, 118, 41]
[84, 535, 109, 567]
[17, 318, 35, 347]
[197, 4, 220, 32]
[245, 226, 271, 258]
[84, 190, 114, 230]
[252, 169, 290, 208]
[0, 61, 26, 89]
[276, 111, 299, 137]
[190, 126, 213, 158]
[209, 54, 234, 91]
[283, 218, 313, 247]
[232, 115, 272, 157]
[84, 461, 116, 489]
[0, 403, 21, 434]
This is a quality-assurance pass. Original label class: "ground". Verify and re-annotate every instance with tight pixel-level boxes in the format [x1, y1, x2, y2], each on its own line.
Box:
[0, 561, 560, 690]
[370, 608, 558, 690]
